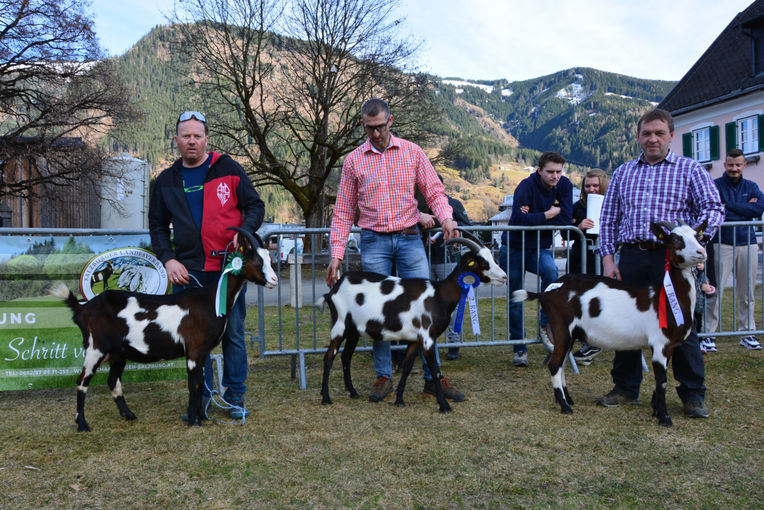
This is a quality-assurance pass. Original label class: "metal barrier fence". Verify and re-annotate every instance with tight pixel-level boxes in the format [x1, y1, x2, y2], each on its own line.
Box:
[2, 221, 761, 391]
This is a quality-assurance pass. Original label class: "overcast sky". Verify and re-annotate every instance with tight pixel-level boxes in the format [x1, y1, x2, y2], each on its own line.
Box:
[91, 0, 754, 82]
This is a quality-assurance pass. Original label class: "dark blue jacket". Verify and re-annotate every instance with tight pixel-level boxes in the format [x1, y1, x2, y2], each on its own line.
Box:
[506, 171, 573, 250]
[713, 172, 764, 246]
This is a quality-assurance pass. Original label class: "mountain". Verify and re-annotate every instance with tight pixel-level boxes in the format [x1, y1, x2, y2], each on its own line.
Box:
[432, 68, 676, 172]
[107, 26, 676, 222]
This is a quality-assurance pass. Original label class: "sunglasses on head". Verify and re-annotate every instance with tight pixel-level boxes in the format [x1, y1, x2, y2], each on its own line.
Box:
[177, 111, 206, 123]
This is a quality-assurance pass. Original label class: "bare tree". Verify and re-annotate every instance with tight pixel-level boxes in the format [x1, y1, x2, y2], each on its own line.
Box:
[171, 0, 440, 228]
[0, 0, 138, 202]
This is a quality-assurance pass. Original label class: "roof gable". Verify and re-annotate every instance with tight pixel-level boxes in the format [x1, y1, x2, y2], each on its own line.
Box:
[659, 0, 764, 114]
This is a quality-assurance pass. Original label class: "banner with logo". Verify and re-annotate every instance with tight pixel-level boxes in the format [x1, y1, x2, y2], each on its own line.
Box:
[0, 234, 184, 391]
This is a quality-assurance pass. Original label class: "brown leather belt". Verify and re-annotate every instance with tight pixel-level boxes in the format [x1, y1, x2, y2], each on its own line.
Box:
[367, 227, 420, 235]
[622, 240, 664, 250]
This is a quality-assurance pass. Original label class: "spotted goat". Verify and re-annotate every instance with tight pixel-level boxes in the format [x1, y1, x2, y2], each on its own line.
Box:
[513, 221, 707, 426]
[50, 228, 278, 431]
[317, 232, 507, 413]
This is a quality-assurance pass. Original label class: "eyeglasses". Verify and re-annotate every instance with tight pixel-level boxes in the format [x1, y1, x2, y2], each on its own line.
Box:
[177, 111, 207, 123]
[363, 119, 389, 134]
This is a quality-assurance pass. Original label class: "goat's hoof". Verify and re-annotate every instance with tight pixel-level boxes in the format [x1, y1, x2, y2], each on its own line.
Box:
[122, 411, 137, 421]
[76, 423, 91, 432]
[348, 390, 359, 399]
[439, 404, 452, 414]
[321, 398, 333, 405]
[561, 407, 573, 415]
[187, 416, 202, 427]
[395, 400, 405, 407]
[658, 416, 673, 427]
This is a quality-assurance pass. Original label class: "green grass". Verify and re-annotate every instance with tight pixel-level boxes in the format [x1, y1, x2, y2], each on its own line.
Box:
[0, 303, 762, 509]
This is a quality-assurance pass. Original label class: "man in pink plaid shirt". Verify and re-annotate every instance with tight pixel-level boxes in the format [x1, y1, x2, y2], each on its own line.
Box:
[326, 98, 465, 403]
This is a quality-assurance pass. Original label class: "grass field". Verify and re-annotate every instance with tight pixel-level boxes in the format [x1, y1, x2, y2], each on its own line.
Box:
[1, 297, 762, 509]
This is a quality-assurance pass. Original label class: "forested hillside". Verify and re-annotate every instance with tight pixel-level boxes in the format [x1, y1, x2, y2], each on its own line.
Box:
[107, 26, 675, 222]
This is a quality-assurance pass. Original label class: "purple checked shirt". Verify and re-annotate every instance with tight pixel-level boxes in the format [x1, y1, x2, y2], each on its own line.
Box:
[598, 150, 724, 257]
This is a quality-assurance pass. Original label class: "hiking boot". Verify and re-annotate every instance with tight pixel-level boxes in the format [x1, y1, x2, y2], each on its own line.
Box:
[227, 393, 250, 419]
[573, 344, 602, 365]
[740, 336, 762, 350]
[699, 337, 717, 353]
[368, 376, 393, 402]
[513, 351, 528, 367]
[446, 348, 460, 361]
[683, 398, 709, 418]
[423, 376, 465, 402]
[597, 390, 640, 408]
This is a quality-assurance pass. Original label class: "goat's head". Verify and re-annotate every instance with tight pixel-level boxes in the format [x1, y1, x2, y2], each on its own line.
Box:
[228, 227, 279, 288]
[650, 220, 707, 269]
[445, 230, 507, 286]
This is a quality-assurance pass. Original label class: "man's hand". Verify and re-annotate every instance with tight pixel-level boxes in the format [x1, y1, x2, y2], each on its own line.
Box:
[544, 205, 561, 220]
[602, 254, 621, 280]
[166, 259, 190, 286]
[519, 205, 529, 214]
[578, 218, 595, 230]
[441, 217, 458, 241]
[419, 212, 436, 229]
[326, 257, 342, 287]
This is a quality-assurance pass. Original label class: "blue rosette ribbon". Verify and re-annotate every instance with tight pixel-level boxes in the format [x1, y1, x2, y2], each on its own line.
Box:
[215, 251, 245, 317]
[454, 271, 480, 334]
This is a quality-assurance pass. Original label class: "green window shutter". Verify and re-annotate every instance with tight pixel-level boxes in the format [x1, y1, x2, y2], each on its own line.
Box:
[710, 125, 720, 160]
[726, 121, 737, 153]
[682, 132, 693, 157]
[759, 115, 764, 152]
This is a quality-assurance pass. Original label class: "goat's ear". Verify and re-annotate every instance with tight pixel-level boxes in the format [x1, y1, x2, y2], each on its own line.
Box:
[650, 222, 669, 241]
[694, 219, 709, 240]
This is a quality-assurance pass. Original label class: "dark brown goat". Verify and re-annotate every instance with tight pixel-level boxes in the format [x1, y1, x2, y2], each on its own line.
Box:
[51, 228, 278, 431]
[513, 222, 707, 426]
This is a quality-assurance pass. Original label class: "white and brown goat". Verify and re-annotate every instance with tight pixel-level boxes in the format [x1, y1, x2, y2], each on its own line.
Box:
[513, 221, 707, 426]
[317, 233, 507, 413]
[51, 228, 278, 431]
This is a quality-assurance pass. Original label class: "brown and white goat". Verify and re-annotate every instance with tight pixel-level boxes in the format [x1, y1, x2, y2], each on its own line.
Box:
[317, 233, 507, 413]
[51, 228, 278, 431]
[513, 221, 707, 426]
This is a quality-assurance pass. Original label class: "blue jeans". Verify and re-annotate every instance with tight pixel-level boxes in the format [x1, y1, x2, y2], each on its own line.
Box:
[611, 246, 705, 402]
[174, 270, 248, 398]
[506, 247, 558, 353]
[360, 229, 441, 380]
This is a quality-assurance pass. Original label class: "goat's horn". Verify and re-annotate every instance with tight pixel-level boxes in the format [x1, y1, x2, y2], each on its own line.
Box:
[228, 226, 261, 250]
[655, 221, 676, 232]
[445, 232, 482, 253]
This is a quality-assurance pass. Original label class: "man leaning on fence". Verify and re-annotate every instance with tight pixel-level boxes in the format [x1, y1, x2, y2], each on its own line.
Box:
[502, 151, 573, 368]
[596, 108, 725, 419]
[326, 98, 466, 404]
[703, 148, 764, 352]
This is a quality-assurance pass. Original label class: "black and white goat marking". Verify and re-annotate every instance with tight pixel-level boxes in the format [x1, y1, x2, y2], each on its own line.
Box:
[513, 221, 707, 426]
[318, 233, 507, 413]
[51, 228, 278, 431]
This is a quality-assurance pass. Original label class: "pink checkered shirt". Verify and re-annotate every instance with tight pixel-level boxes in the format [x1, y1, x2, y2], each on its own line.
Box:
[330, 135, 452, 259]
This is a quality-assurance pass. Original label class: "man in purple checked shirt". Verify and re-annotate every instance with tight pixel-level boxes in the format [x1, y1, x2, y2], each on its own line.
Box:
[596, 108, 724, 419]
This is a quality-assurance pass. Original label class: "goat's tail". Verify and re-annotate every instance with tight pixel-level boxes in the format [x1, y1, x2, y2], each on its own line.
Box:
[512, 289, 540, 303]
[49, 282, 83, 314]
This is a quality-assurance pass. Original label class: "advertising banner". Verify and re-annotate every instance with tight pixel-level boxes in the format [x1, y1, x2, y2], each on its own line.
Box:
[0, 233, 184, 391]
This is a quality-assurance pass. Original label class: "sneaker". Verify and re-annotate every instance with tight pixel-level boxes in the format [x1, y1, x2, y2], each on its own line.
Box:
[597, 390, 640, 408]
[513, 351, 528, 367]
[740, 336, 762, 350]
[226, 393, 250, 419]
[699, 338, 717, 353]
[423, 376, 466, 402]
[573, 344, 602, 365]
[368, 376, 393, 402]
[683, 398, 709, 418]
[446, 348, 460, 361]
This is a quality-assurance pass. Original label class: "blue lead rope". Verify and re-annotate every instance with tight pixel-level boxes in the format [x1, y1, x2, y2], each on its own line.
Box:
[454, 271, 480, 334]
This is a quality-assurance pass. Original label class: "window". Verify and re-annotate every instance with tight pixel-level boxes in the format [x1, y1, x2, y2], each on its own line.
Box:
[738, 115, 759, 154]
[692, 128, 710, 162]
[682, 125, 719, 161]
